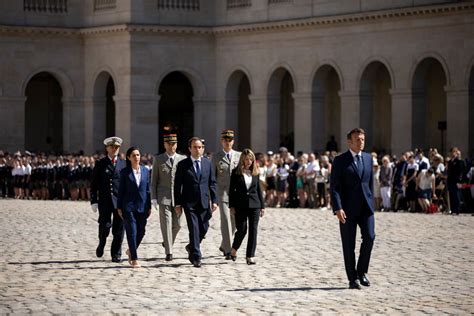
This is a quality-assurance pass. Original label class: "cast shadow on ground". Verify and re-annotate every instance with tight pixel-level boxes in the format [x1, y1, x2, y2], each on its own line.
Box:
[229, 286, 347, 292]
[8, 259, 104, 265]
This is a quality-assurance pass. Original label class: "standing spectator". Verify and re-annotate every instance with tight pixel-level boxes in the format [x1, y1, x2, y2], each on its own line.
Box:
[392, 154, 407, 211]
[373, 160, 381, 211]
[305, 153, 319, 208]
[416, 167, 436, 213]
[405, 155, 419, 212]
[416, 149, 430, 172]
[276, 156, 289, 207]
[296, 154, 308, 208]
[326, 135, 338, 152]
[379, 156, 393, 211]
[264, 154, 277, 207]
[447, 147, 466, 215]
[287, 154, 299, 208]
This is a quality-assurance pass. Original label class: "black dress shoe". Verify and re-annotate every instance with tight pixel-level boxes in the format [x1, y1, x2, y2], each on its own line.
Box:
[225, 253, 232, 260]
[165, 254, 173, 261]
[349, 280, 362, 290]
[358, 274, 370, 287]
[111, 257, 122, 263]
[192, 260, 202, 268]
[185, 244, 191, 255]
[96, 244, 105, 258]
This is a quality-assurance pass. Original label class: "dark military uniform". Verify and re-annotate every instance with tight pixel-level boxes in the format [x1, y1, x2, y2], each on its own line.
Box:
[90, 156, 126, 260]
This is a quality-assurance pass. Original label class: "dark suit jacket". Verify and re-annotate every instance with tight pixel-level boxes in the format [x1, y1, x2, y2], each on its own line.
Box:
[228, 170, 265, 210]
[90, 156, 126, 210]
[174, 156, 218, 210]
[117, 165, 151, 213]
[330, 150, 374, 217]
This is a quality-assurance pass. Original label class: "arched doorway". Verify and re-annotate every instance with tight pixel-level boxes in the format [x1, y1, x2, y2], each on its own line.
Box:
[412, 58, 447, 153]
[93, 72, 116, 152]
[359, 62, 392, 153]
[225, 70, 251, 150]
[312, 65, 341, 153]
[267, 68, 295, 152]
[25, 72, 63, 153]
[469, 66, 474, 158]
[158, 72, 194, 154]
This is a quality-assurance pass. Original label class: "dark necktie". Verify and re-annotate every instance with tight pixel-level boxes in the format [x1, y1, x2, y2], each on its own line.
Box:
[356, 155, 363, 178]
[169, 157, 174, 166]
[195, 160, 201, 179]
[226, 153, 230, 161]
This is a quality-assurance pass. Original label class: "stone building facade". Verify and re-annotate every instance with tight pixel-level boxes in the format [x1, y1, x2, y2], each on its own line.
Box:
[0, 0, 473, 157]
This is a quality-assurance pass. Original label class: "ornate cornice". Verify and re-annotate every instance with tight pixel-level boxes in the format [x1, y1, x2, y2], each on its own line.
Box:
[0, 2, 473, 37]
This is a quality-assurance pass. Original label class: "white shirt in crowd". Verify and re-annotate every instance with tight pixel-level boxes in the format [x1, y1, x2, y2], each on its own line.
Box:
[418, 170, 434, 190]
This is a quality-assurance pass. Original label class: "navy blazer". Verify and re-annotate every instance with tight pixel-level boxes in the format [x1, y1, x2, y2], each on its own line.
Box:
[90, 156, 126, 210]
[174, 157, 218, 210]
[117, 165, 151, 213]
[330, 150, 374, 217]
[228, 170, 265, 210]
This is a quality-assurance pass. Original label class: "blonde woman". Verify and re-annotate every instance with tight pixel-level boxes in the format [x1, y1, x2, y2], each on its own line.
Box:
[229, 149, 265, 265]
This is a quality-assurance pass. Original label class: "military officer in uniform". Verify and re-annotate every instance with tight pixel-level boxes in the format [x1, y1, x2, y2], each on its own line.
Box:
[90, 136, 126, 262]
[212, 129, 241, 259]
[151, 134, 186, 261]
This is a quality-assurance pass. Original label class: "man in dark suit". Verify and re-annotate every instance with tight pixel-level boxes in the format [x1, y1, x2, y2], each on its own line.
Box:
[174, 137, 218, 267]
[90, 136, 126, 263]
[447, 147, 466, 215]
[330, 128, 375, 289]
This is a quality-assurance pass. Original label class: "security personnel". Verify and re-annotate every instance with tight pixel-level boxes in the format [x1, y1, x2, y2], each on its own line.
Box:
[151, 134, 186, 261]
[90, 136, 126, 262]
[211, 129, 241, 259]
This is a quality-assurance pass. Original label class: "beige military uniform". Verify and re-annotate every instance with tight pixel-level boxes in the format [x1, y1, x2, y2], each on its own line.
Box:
[151, 152, 186, 255]
[212, 149, 241, 254]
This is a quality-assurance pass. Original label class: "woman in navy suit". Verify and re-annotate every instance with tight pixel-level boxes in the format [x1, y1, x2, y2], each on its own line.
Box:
[117, 147, 151, 268]
[229, 149, 265, 265]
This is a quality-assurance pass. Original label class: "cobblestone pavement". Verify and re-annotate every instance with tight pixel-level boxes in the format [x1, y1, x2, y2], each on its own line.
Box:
[0, 200, 473, 314]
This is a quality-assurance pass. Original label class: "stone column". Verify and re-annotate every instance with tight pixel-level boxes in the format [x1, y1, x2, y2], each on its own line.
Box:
[248, 95, 267, 153]
[292, 92, 312, 153]
[193, 97, 217, 152]
[114, 95, 160, 154]
[338, 91, 360, 149]
[390, 89, 412, 156]
[62, 98, 85, 153]
[0, 96, 26, 152]
[445, 87, 469, 156]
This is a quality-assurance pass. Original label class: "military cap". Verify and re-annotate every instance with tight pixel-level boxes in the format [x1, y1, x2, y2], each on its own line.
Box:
[221, 129, 235, 139]
[103, 136, 123, 147]
[163, 134, 178, 143]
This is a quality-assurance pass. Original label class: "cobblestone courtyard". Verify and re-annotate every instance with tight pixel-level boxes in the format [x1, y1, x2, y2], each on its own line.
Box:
[0, 200, 473, 314]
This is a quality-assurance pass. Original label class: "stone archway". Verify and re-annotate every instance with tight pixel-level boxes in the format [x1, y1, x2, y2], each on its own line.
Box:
[359, 61, 392, 153]
[412, 58, 447, 152]
[267, 68, 295, 152]
[312, 65, 342, 153]
[25, 72, 63, 153]
[158, 71, 194, 154]
[225, 70, 251, 150]
[92, 72, 116, 152]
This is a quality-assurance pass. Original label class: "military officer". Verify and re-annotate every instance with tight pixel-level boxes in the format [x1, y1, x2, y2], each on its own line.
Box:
[151, 134, 186, 261]
[90, 136, 126, 262]
[212, 129, 241, 259]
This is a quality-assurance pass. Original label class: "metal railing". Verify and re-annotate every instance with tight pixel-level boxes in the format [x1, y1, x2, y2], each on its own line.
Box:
[94, 0, 116, 11]
[227, 0, 252, 9]
[24, 0, 68, 13]
[157, 0, 200, 11]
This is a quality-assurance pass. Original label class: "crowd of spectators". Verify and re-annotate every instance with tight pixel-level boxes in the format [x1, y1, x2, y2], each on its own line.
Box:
[1, 147, 473, 214]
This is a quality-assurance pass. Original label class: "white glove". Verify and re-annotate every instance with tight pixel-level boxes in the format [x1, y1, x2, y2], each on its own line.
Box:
[151, 199, 158, 210]
[91, 203, 99, 213]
